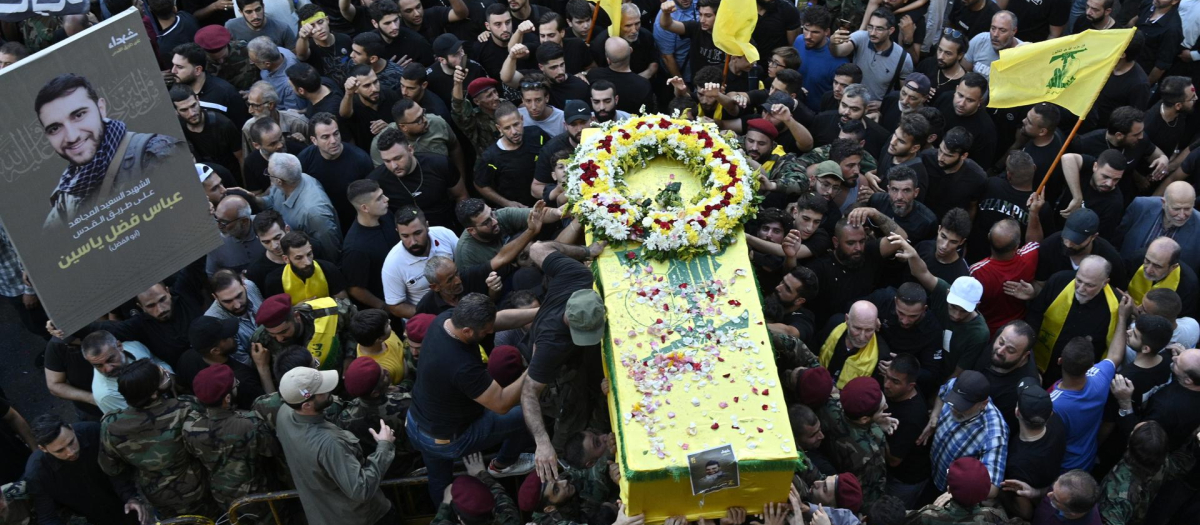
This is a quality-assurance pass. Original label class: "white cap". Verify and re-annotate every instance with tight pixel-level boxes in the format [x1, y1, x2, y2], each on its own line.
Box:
[946, 277, 983, 313]
[196, 163, 215, 183]
[279, 367, 339, 404]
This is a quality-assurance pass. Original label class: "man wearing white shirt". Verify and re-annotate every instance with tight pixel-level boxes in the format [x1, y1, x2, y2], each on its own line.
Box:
[382, 206, 459, 318]
[82, 332, 173, 415]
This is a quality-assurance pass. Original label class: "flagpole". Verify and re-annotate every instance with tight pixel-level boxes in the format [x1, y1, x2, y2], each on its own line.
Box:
[1035, 118, 1084, 195]
[721, 54, 730, 89]
[585, 2, 600, 42]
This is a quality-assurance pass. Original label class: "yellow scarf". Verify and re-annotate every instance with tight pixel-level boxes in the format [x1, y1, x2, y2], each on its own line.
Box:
[698, 103, 723, 121]
[1128, 264, 1181, 305]
[282, 261, 329, 305]
[305, 297, 341, 370]
[819, 322, 880, 388]
[1034, 281, 1118, 372]
[760, 145, 787, 174]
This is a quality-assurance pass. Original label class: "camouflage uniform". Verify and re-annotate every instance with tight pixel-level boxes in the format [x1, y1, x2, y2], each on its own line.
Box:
[249, 298, 357, 371]
[182, 407, 280, 522]
[1100, 442, 1197, 525]
[907, 500, 1012, 524]
[337, 389, 418, 476]
[530, 461, 615, 525]
[451, 97, 499, 156]
[99, 396, 220, 519]
[761, 153, 811, 197]
[797, 144, 879, 174]
[211, 41, 261, 91]
[770, 332, 820, 370]
[828, 406, 888, 509]
[430, 472, 521, 525]
[17, 16, 60, 53]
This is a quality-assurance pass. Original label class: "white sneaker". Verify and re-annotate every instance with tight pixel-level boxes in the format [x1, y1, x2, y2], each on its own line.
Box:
[487, 453, 536, 477]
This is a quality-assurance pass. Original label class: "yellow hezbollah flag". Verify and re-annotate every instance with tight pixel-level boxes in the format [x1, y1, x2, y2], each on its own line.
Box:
[712, 0, 759, 63]
[988, 29, 1134, 117]
[588, 0, 623, 38]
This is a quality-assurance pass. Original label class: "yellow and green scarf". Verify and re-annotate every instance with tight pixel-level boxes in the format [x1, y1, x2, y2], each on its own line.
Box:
[819, 322, 879, 388]
[1128, 264, 1181, 305]
[1034, 281, 1118, 372]
[282, 261, 329, 305]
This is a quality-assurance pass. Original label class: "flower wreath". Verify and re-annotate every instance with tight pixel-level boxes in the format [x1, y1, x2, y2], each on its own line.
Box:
[564, 114, 759, 260]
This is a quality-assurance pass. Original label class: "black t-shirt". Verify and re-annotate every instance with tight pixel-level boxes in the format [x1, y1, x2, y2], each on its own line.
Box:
[869, 287, 942, 369]
[426, 61, 486, 113]
[534, 131, 575, 188]
[174, 351, 266, 410]
[305, 33, 352, 82]
[410, 310, 494, 436]
[306, 79, 346, 119]
[948, 0, 999, 38]
[414, 262, 492, 315]
[805, 239, 886, 323]
[1145, 101, 1190, 156]
[1142, 378, 1200, 450]
[916, 59, 962, 109]
[886, 393, 931, 483]
[869, 193, 938, 243]
[890, 2, 928, 49]
[783, 308, 817, 349]
[156, 13, 199, 67]
[1069, 128, 1154, 206]
[379, 27, 434, 66]
[368, 152, 459, 228]
[1035, 232, 1126, 287]
[411, 5, 453, 43]
[1089, 65, 1150, 131]
[1006, 0, 1069, 43]
[263, 259, 349, 299]
[683, 21, 724, 73]
[245, 254, 286, 292]
[561, 37, 595, 74]
[44, 339, 103, 417]
[590, 30, 658, 74]
[990, 105, 1029, 164]
[973, 358, 1040, 431]
[548, 75, 592, 110]
[418, 91, 453, 125]
[312, 0, 357, 33]
[939, 99, 998, 168]
[878, 91, 906, 132]
[348, 89, 401, 149]
[527, 252, 596, 383]
[1049, 170, 1125, 240]
[297, 143, 374, 231]
[877, 155, 930, 201]
[1117, 356, 1172, 414]
[183, 112, 243, 183]
[1025, 270, 1114, 383]
[917, 239, 970, 284]
[920, 150, 988, 220]
[476, 128, 552, 207]
[197, 74, 249, 130]
[342, 214, 401, 302]
[1006, 413, 1067, 489]
[967, 176, 1033, 264]
[586, 67, 655, 115]
[471, 38, 512, 81]
[752, 0, 802, 66]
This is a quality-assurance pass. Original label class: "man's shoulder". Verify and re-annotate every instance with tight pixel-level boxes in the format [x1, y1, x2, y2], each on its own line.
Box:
[130, 132, 182, 161]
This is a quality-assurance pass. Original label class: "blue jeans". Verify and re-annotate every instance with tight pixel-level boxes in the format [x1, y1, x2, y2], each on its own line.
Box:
[406, 408, 533, 501]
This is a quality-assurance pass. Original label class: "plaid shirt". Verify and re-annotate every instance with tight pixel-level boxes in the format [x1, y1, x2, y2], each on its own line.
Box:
[0, 227, 33, 298]
[930, 378, 1009, 491]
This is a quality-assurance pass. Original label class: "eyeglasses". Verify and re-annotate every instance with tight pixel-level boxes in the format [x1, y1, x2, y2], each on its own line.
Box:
[247, 100, 271, 109]
[520, 81, 547, 90]
[943, 27, 963, 39]
[399, 110, 427, 126]
[215, 217, 247, 227]
[769, 59, 786, 68]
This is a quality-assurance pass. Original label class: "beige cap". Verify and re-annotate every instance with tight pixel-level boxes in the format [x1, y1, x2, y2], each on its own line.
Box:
[279, 367, 339, 404]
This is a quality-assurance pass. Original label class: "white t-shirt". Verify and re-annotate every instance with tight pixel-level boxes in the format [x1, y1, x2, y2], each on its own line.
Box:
[381, 226, 459, 306]
[520, 107, 566, 137]
[92, 340, 174, 415]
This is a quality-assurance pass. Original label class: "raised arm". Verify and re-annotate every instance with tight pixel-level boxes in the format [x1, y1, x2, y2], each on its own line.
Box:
[658, 1, 686, 34]
[890, 232, 937, 290]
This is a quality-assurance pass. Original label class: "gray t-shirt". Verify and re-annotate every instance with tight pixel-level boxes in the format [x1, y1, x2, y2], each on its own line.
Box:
[963, 32, 1024, 79]
[225, 16, 298, 49]
[849, 30, 913, 100]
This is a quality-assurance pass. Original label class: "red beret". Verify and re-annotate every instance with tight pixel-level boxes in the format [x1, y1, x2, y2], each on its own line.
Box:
[745, 118, 779, 140]
[517, 472, 544, 512]
[193, 364, 235, 405]
[255, 294, 293, 328]
[947, 457, 991, 508]
[840, 377, 882, 419]
[487, 345, 525, 387]
[835, 472, 862, 514]
[344, 357, 383, 398]
[451, 475, 495, 518]
[797, 367, 834, 407]
[194, 25, 232, 52]
[467, 77, 500, 99]
[405, 314, 435, 343]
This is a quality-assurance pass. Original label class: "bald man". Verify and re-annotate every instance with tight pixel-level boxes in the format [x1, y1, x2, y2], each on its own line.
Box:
[1116, 181, 1200, 270]
[818, 300, 886, 387]
[1027, 255, 1120, 386]
[971, 219, 1039, 333]
[585, 35, 656, 114]
[1127, 237, 1199, 315]
[206, 195, 266, 275]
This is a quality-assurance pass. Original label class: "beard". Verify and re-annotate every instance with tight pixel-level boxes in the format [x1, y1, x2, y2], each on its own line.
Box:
[405, 242, 428, 256]
[292, 263, 316, 279]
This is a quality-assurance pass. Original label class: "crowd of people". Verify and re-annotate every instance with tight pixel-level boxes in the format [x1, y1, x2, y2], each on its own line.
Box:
[1, 0, 1200, 523]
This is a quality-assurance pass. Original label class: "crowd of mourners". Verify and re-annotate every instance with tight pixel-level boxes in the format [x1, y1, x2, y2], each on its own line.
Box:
[2, 0, 1200, 522]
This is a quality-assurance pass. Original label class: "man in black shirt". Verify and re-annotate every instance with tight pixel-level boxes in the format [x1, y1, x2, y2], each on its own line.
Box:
[948, 0, 999, 38]
[751, 0, 802, 69]
[1014, 102, 1066, 195]
[1069, 106, 1167, 206]
[917, 209, 972, 284]
[879, 73, 932, 132]
[407, 294, 538, 501]
[474, 4, 517, 79]
[170, 43, 249, 127]
[878, 113, 930, 194]
[1026, 257, 1116, 385]
[971, 321, 1040, 432]
[1002, 378, 1067, 519]
[476, 102, 552, 208]
[537, 13, 595, 74]
[806, 213, 908, 323]
[587, 37, 656, 114]
[351, 32, 406, 93]
[62, 282, 205, 368]
[770, 266, 821, 346]
[399, 0, 468, 43]
[44, 337, 104, 421]
[589, 3, 659, 79]
[1072, 0, 1117, 33]
[1034, 209, 1127, 296]
[870, 285, 943, 393]
[370, 0, 434, 66]
[295, 4, 352, 83]
[171, 85, 244, 182]
[1052, 152, 1126, 238]
[248, 211, 291, 289]
[176, 317, 269, 410]
[340, 65, 401, 149]
[914, 32, 967, 110]
[939, 73, 996, 168]
[1144, 76, 1195, 161]
[967, 151, 1036, 263]
[399, 63, 452, 124]
[262, 231, 350, 301]
[298, 113, 375, 230]
[1006, 0, 1068, 42]
[288, 62, 345, 118]
[1085, 32, 1149, 132]
[922, 127, 988, 219]
[659, 0, 724, 73]
[880, 353, 929, 509]
[868, 166, 938, 243]
[1135, 0, 1183, 85]
[371, 128, 466, 228]
[25, 416, 146, 525]
[427, 34, 487, 112]
[343, 180, 400, 309]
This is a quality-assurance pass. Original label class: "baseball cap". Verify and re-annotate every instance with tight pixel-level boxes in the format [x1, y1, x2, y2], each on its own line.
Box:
[432, 34, 465, 58]
[565, 289, 605, 346]
[188, 316, 239, 352]
[946, 276, 983, 313]
[1017, 377, 1052, 422]
[467, 77, 499, 99]
[193, 364, 235, 405]
[840, 377, 883, 419]
[343, 356, 384, 398]
[279, 367, 339, 404]
[194, 25, 232, 52]
[903, 72, 932, 97]
[451, 476, 496, 518]
[745, 118, 779, 140]
[197, 163, 215, 183]
[943, 370, 990, 412]
[1062, 208, 1100, 245]
[947, 457, 991, 507]
[255, 294, 294, 328]
[564, 99, 592, 124]
[814, 160, 844, 181]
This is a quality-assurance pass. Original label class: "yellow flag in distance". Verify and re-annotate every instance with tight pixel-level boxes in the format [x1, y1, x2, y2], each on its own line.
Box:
[987, 28, 1134, 117]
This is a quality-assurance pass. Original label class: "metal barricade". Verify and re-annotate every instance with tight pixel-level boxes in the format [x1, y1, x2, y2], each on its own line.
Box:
[224, 476, 437, 525]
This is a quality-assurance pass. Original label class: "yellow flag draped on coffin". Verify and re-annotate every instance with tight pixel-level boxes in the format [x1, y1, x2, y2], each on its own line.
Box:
[988, 29, 1134, 116]
[1033, 281, 1119, 372]
[711, 0, 759, 63]
[589, 0, 624, 37]
[1128, 265, 1182, 305]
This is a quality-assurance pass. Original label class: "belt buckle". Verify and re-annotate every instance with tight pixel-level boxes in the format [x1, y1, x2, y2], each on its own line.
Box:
[434, 438, 452, 444]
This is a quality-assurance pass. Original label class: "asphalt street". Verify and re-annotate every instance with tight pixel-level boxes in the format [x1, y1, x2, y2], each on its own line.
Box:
[0, 303, 73, 423]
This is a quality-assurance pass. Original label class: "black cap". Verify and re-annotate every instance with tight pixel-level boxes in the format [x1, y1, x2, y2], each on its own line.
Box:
[1062, 208, 1100, 245]
[944, 370, 990, 411]
[433, 34, 464, 58]
[189, 317, 239, 352]
[564, 99, 592, 124]
[1017, 378, 1052, 422]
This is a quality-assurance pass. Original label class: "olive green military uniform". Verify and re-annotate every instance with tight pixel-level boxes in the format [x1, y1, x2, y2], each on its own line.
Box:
[210, 41, 261, 91]
[249, 298, 357, 371]
[827, 403, 888, 509]
[182, 407, 280, 522]
[337, 389, 418, 476]
[907, 500, 1012, 524]
[431, 471, 521, 525]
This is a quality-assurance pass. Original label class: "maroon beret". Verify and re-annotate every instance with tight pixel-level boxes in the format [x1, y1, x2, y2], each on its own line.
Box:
[405, 314, 435, 343]
[193, 364, 235, 405]
[451, 475, 495, 518]
[194, 25, 232, 52]
[467, 77, 500, 99]
[517, 472, 544, 512]
[840, 377, 882, 419]
[797, 367, 834, 407]
[487, 345, 525, 387]
[344, 357, 383, 398]
[255, 294, 293, 328]
[745, 118, 779, 140]
[947, 457, 991, 508]
[835, 472, 862, 514]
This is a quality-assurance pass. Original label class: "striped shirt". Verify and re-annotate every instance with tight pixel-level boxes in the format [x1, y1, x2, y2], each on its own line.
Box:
[930, 377, 1010, 491]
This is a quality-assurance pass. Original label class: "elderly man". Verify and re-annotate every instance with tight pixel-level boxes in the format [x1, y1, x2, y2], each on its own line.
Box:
[79, 332, 172, 415]
[246, 37, 305, 111]
[962, 11, 1020, 79]
[1116, 181, 1200, 270]
[818, 300, 885, 388]
[1027, 255, 1120, 386]
[921, 370, 1008, 499]
[242, 117, 293, 192]
[264, 153, 342, 260]
[241, 81, 310, 156]
[1128, 237, 1198, 313]
[207, 194, 265, 276]
[452, 75, 503, 156]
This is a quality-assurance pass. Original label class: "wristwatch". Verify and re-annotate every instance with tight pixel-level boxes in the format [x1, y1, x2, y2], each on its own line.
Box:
[1117, 407, 1134, 418]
